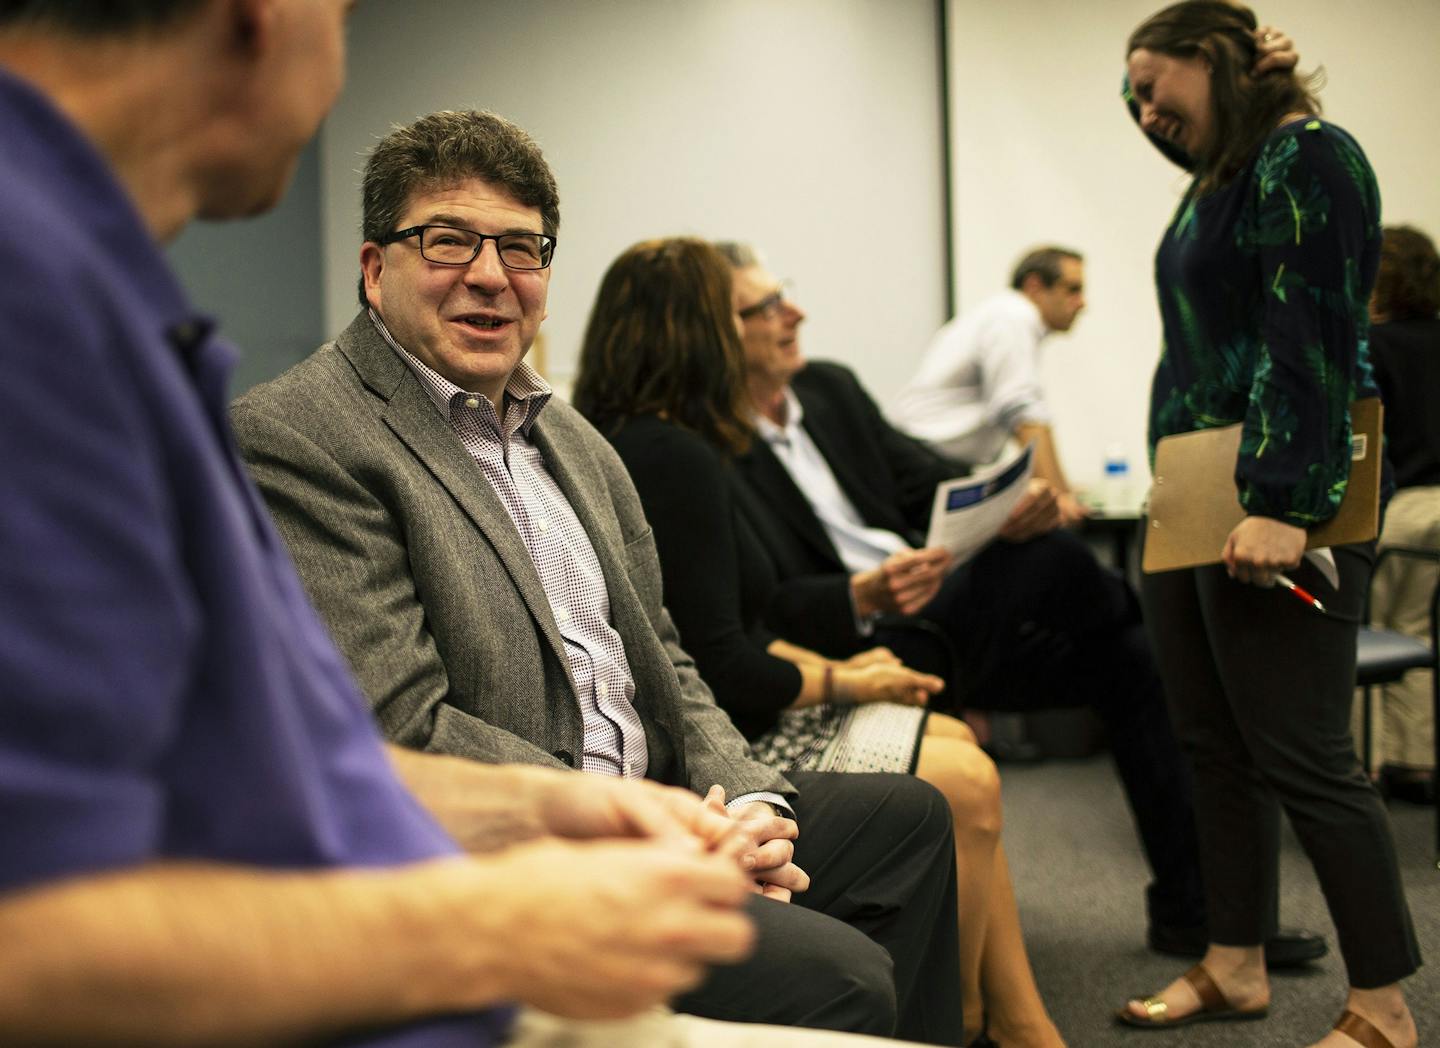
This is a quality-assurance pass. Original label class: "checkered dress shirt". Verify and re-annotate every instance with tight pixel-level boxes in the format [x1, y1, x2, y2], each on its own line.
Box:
[372, 311, 647, 779]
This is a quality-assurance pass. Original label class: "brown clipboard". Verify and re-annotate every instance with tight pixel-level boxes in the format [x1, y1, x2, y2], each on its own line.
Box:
[1142, 398, 1383, 574]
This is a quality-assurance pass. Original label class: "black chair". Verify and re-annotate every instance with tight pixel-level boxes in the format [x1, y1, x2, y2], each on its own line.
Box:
[1355, 544, 1440, 864]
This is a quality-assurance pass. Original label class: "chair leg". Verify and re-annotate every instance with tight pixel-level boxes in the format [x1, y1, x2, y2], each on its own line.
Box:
[1361, 684, 1374, 777]
[1433, 665, 1439, 867]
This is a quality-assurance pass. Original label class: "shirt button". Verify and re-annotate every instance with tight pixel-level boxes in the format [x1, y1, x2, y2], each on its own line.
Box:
[464, 396, 480, 410]
[598, 681, 609, 699]
[555, 606, 570, 624]
[537, 519, 550, 533]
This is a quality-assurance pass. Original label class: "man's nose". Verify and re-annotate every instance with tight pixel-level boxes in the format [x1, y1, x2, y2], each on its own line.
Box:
[1138, 102, 1158, 131]
[783, 300, 806, 325]
[464, 240, 509, 291]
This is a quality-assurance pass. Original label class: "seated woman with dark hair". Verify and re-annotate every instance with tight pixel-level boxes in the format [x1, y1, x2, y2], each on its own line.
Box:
[1365, 224, 1440, 800]
[574, 236, 1065, 1048]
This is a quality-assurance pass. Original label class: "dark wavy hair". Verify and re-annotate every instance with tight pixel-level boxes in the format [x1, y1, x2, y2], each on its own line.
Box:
[1010, 246, 1083, 290]
[1374, 226, 1440, 322]
[1128, 1, 1322, 195]
[358, 110, 560, 307]
[573, 238, 753, 456]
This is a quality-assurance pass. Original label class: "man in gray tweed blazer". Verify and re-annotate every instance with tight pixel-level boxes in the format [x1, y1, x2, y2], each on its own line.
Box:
[232, 110, 964, 1044]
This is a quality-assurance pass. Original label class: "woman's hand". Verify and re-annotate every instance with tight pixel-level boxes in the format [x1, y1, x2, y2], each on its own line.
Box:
[1253, 25, 1298, 75]
[838, 647, 903, 669]
[1222, 516, 1305, 586]
[834, 664, 945, 707]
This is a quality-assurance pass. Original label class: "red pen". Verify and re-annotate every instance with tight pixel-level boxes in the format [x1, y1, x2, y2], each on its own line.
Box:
[1276, 574, 1326, 613]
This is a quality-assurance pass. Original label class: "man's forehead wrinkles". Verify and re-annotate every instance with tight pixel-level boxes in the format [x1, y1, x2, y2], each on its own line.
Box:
[420, 211, 540, 235]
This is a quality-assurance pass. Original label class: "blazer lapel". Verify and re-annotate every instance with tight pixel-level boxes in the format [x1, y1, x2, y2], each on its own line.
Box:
[737, 438, 846, 571]
[795, 383, 887, 528]
[334, 315, 573, 671]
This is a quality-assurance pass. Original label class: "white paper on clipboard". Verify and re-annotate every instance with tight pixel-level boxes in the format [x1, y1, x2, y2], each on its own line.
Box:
[923, 443, 1034, 566]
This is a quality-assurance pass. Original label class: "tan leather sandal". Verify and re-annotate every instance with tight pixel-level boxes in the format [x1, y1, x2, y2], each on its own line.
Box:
[1115, 963, 1269, 1029]
[1333, 1009, 1397, 1048]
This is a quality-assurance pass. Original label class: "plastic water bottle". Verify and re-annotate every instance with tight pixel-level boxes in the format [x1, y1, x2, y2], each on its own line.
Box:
[1100, 444, 1132, 514]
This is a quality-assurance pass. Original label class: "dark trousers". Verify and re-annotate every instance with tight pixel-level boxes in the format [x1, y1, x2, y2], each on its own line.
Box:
[676, 771, 963, 1045]
[1140, 544, 1421, 988]
[879, 529, 1206, 930]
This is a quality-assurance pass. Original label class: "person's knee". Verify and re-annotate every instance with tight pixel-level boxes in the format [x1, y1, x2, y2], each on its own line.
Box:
[926, 711, 978, 746]
[741, 919, 898, 1035]
[756, 903, 899, 1035]
[883, 772, 955, 844]
[676, 897, 898, 1034]
[922, 737, 1002, 837]
[795, 932, 898, 1036]
[787, 771, 956, 907]
[1247, 732, 1373, 813]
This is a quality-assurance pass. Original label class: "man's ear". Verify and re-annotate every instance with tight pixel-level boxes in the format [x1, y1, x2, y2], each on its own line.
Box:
[360, 242, 385, 311]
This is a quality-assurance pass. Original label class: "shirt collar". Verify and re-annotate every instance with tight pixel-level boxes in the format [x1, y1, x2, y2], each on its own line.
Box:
[367, 308, 552, 435]
[753, 386, 805, 448]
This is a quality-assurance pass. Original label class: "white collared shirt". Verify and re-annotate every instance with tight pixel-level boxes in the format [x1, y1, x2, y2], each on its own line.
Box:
[892, 289, 1052, 466]
[754, 387, 911, 575]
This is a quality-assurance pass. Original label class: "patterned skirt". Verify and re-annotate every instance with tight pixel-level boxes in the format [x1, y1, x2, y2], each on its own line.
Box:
[749, 702, 929, 775]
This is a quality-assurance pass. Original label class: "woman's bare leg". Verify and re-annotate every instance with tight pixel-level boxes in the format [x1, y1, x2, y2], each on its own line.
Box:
[916, 713, 1064, 1047]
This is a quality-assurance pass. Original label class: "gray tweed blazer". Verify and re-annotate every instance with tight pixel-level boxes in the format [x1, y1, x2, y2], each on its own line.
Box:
[232, 312, 791, 800]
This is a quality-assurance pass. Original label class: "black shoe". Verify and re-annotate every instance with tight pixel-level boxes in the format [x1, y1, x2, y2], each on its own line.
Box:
[1379, 765, 1436, 806]
[1148, 922, 1328, 969]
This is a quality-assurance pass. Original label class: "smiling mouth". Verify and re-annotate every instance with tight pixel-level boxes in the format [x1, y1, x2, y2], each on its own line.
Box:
[453, 316, 509, 331]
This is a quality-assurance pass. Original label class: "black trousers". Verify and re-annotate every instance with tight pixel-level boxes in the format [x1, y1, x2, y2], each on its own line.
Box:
[878, 529, 1206, 932]
[676, 771, 963, 1045]
[1140, 544, 1421, 988]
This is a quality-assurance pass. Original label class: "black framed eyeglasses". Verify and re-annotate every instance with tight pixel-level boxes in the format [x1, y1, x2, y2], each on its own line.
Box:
[378, 224, 557, 270]
[738, 280, 792, 320]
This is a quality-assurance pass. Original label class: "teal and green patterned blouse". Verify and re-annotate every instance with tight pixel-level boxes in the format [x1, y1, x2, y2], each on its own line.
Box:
[1148, 119, 1384, 527]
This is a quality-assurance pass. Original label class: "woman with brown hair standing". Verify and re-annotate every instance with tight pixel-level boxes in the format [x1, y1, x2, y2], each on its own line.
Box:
[1117, 4, 1420, 1045]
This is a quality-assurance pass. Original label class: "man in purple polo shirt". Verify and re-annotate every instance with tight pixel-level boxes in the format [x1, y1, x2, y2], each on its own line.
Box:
[0, 4, 921, 1046]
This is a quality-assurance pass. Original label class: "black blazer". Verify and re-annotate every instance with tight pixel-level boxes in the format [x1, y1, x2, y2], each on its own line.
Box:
[735, 361, 964, 651]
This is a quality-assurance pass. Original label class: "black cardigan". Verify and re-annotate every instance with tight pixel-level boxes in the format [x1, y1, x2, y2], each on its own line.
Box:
[607, 414, 805, 740]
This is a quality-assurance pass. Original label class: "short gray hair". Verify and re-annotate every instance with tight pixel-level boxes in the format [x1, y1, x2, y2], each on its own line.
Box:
[714, 241, 763, 270]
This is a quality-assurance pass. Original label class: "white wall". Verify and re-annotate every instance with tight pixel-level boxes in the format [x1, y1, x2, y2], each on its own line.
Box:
[947, 0, 1440, 491]
[322, 0, 947, 402]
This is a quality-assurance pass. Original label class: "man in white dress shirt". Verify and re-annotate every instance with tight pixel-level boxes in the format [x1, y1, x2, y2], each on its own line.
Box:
[892, 247, 1088, 526]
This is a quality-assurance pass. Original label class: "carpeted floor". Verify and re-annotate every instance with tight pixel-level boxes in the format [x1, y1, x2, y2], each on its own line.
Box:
[1000, 755, 1437, 1048]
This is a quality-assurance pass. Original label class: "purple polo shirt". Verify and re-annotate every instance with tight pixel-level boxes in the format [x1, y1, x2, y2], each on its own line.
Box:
[0, 67, 511, 1047]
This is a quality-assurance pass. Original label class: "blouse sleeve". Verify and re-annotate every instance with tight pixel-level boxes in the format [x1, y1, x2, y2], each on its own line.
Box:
[612, 422, 803, 736]
[1236, 124, 1381, 525]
